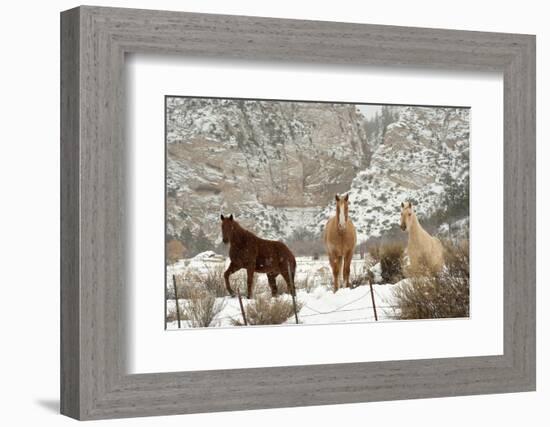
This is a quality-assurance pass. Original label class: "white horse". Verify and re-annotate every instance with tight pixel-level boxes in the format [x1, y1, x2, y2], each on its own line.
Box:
[400, 201, 444, 273]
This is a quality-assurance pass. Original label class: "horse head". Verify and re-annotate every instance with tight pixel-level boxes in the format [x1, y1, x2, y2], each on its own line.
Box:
[400, 201, 415, 231]
[335, 194, 350, 231]
[220, 214, 235, 244]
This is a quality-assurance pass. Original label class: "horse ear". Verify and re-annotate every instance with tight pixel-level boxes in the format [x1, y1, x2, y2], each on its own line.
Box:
[344, 193, 349, 202]
[335, 194, 340, 202]
[229, 214, 234, 221]
[401, 202, 404, 208]
[220, 214, 224, 220]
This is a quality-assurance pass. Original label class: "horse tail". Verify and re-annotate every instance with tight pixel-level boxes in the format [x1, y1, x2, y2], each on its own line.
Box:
[288, 256, 297, 297]
[286, 251, 297, 288]
[291, 257, 297, 283]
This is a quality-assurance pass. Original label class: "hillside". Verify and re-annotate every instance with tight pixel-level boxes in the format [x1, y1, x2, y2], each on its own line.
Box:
[166, 98, 470, 253]
[167, 97, 370, 243]
[309, 106, 470, 241]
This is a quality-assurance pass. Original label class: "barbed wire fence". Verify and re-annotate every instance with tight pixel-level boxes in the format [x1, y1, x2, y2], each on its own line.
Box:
[165, 261, 404, 329]
[300, 285, 400, 322]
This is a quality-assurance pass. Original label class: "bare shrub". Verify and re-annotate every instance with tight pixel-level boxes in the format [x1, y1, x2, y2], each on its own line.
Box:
[229, 270, 252, 295]
[201, 264, 227, 297]
[442, 239, 469, 278]
[233, 295, 303, 326]
[392, 240, 469, 320]
[166, 304, 188, 324]
[182, 290, 226, 328]
[347, 263, 370, 288]
[380, 242, 405, 283]
[367, 244, 381, 263]
[166, 306, 179, 323]
[169, 271, 200, 299]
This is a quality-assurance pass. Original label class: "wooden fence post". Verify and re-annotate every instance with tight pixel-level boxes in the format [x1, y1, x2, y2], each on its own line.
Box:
[172, 274, 182, 328]
[288, 264, 299, 324]
[236, 288, 248, 326]
[369, 278, 378, 321]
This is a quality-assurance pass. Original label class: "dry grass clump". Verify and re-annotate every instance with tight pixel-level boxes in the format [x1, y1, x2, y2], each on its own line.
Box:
[392, 239, 469, 320]
[166, 307, 177, 322]
[233, 295, 303, 326]
[380, 242, 406, 283]
[229, 270, 255, 296]
[182, 289, 226, 328]
[201, 264, 227, 297]
[166, 305, 186, 323]
[349, 264, 371, 288]
[167, 271, 200, 300]
[166, 302, 191, 324]
[442, 239, 469, 279]
[367, 244, 381, 263]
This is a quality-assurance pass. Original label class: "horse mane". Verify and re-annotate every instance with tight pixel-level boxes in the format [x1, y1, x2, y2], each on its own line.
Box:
[229, 220, 260, 246]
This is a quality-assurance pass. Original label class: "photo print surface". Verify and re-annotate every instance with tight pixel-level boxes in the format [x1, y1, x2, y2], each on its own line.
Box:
[165, 96, 470, 329]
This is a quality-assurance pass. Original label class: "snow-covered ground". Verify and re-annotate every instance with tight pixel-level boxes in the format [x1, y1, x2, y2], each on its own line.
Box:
[166, 251, 404, 329]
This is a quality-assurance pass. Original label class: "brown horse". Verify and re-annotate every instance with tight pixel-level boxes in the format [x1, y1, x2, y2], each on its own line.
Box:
[323, 194, 357, 291]
[221, 214, 297, 299]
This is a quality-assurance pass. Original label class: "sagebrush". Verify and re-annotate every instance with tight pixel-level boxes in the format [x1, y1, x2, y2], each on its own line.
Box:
[392, 239, 469, 319]
[380, 242, 405, 283]
[201, 264, 227, 297]
[349, 264, 370, 288]
[233, 295, 303, 326]
[182, 290, 226, 327]
[367, 244, 381, 263]
[166, 305, 188, 323]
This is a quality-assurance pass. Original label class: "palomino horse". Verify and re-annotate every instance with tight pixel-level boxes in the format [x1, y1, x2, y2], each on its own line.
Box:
[220, 214, 297, 299]
[400, 201, 444, 273]
[323, 194, 357, 291]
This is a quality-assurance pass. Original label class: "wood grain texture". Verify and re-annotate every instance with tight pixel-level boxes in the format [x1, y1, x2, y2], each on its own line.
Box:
[60, 6, 536, 420]
[60, 7, 80, 419]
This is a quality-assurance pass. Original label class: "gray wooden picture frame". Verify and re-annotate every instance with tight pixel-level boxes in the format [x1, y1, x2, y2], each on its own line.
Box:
[60, 5, 536, 421]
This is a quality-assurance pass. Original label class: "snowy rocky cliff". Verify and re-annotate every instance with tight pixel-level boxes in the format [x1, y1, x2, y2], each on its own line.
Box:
[166, 98, 469, 248]
[311, 106, 470, 240]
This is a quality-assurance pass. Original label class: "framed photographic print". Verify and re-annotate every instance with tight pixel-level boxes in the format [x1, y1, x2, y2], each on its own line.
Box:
[164, 96, 471, 331]
[61, 6, 536, 420]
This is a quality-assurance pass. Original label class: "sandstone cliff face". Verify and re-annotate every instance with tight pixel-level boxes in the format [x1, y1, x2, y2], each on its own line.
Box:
[167, 98, 469, 247]
[167, 98, 370, 241]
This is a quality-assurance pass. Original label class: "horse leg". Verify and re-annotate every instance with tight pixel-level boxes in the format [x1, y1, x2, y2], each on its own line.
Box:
[246, 266, 255, 299]
[223, 262, 239, 297]
[329, 255, 341, 292]
[267, 273, 278, 297]
[343, 250, 353, 288]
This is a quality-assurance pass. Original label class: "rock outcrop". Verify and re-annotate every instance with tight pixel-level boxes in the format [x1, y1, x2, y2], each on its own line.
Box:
[167, 98, 469, 246]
